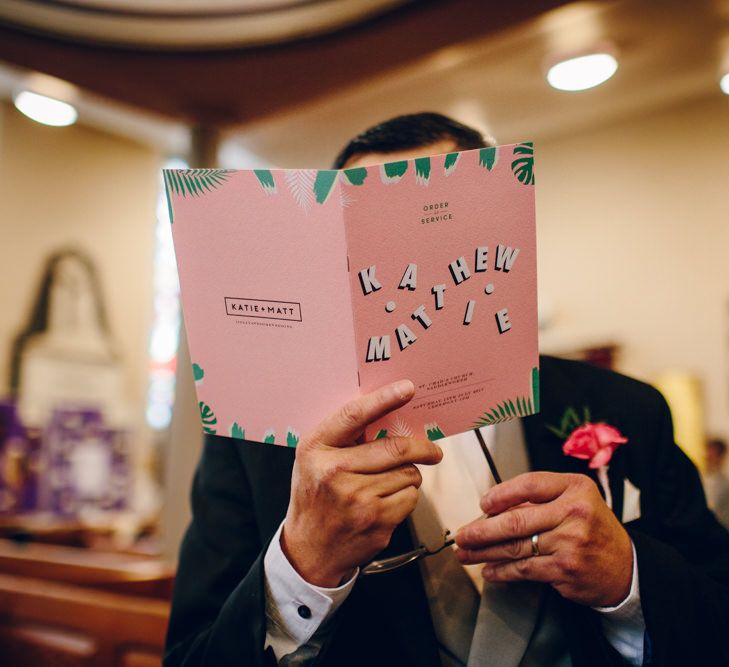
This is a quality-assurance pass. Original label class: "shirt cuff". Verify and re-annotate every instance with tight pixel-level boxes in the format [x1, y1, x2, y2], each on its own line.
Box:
[592, 541, 645, 665]
[263, 520, 358, 655]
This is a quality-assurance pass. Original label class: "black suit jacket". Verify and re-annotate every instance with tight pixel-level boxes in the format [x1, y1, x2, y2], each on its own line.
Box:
[164, 356, 729, 666]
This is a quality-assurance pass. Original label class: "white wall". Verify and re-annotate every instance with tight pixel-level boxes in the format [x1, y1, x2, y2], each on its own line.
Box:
[536, 94, 729, 441]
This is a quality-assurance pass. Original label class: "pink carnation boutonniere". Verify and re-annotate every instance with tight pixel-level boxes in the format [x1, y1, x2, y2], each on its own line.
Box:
[549, 408, 628, 510]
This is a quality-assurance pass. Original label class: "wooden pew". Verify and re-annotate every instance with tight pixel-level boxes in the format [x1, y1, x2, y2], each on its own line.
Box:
[0, 539, 174, 599]
[0, 573, 170, 666]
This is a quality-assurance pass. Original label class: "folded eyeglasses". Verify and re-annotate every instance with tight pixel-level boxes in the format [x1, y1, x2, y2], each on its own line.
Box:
[361, 428, 502, 575]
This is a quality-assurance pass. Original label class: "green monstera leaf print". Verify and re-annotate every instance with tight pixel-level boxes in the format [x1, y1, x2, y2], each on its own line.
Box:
[199, 401, 217, 434]
[380, 160, 408, 184]
[230, 422, 245, 439]
[374, 429, 388, 440]
[342, 167, 368, 186]
[511, 142, 535, 185]
[192, 363, 204, 383]
[263, 429, 276, 445]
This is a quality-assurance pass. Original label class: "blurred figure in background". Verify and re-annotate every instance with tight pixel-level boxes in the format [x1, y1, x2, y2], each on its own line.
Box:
[704, 437, 729, 529]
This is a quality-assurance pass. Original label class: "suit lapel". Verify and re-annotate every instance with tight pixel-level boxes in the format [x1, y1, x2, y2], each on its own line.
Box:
[323, 521, 442, 667]
[361, 523, 443, 666]
[522, 359, 625, 521]
[516, 358, 634, 666]
[604, 446, 625, 522]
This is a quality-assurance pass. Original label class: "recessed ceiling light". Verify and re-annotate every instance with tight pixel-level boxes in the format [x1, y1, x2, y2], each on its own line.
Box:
[720, 72, 729, 95]
[547, 53, 618, 92]
[13, 90, 78, 127]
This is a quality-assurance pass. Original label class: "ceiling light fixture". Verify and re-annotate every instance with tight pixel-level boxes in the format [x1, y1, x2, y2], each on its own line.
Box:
[720, 72, 729, 95]
[13, 90, 78, 127]
[546, 52, 618, 92]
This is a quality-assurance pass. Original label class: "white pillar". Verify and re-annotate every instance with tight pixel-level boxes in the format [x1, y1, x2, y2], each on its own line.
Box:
[161, 124, 220, 562]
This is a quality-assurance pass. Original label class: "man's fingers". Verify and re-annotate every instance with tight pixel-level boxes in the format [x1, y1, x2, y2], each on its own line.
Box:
[380, 485, 420, 526]
[348, 437, 442, 473]
[367, 464, 423, 497]
[480, 471, 576, 515]
[306, 380, 415, 448]
[455, 503, 562, 550]
[480, 555, 560, 584]
[456, 530, 555, 564]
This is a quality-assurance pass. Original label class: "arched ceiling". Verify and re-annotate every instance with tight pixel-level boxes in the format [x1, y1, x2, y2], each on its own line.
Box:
[0, 0, 413, 50]
[0, 0, 568, 125]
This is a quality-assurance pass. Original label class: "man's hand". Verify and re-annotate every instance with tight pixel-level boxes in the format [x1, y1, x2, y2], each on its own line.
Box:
[454, 472, 632, 607]
[281, 380, 443, 587]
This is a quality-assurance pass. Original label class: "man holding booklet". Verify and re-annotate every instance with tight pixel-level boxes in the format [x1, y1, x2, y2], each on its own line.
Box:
[164, 114, 729, 667]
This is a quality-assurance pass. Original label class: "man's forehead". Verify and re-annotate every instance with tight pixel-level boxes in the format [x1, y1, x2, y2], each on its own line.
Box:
[342, 139, 460, 169]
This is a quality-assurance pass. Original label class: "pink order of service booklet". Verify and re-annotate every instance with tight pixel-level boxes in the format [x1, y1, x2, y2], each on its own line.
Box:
[165, 143, 539, 446]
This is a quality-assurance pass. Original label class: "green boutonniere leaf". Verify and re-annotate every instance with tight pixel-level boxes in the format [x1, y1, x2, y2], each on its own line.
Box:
[547, 406, 593, 439]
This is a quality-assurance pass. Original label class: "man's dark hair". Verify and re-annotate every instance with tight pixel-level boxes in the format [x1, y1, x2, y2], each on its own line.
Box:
[333, 112, 493, 169]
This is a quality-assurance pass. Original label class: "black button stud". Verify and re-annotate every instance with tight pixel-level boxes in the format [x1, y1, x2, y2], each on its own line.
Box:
[297, 605, 312, 619]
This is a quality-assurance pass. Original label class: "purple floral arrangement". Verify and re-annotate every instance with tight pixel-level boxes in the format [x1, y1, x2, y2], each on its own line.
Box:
[43, 407, 131, 516]
[0, 401, 42, 514]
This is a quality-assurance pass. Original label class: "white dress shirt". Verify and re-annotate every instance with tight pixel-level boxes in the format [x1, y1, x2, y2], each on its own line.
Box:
[263, 425, 646, 664]
[263, 521, 357, 658]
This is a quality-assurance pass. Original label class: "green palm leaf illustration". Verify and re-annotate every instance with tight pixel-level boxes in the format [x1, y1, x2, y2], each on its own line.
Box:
[511, 142, 535, 185]
[163, 180, 175, 224]
[263, 429, 276, 444]
[444, 152, 460, 176]
[230, 422, 245, 439]
[531, 366, 540, 412]
[380, 160, 408, 184]
[286, 428, 300, 448]
[375, 429, 388, 440]
[473, 394, 535, 427]
[414, 157, 431, 185]
[390, 417, 414, 438]
[164, 169, 234, 199]
[199, 401, 217, 434]
[339, 188, 355, 208]
[254, 169, 276, 194]
[192, 363, 204, 383]
[479, 147, 498, 171]
[313, 170, 338, 204]
[286, 170, 316, 211]
[342, 167, 368, 185]
[425, 422, 445, 441]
